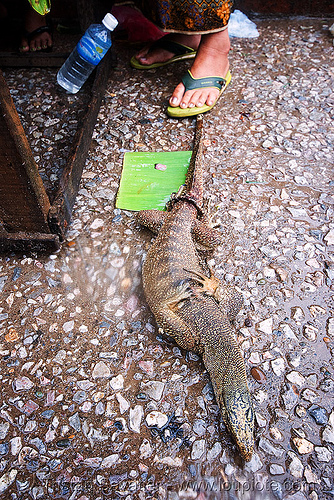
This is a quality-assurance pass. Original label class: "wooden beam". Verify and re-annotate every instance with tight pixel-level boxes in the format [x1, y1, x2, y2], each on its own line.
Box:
[0, 228, 60, 253]
[76, 0, 98, 31]
[0, 52, 69, 68]
[0, 70, 51, 234]
[49, 51, 114, 238]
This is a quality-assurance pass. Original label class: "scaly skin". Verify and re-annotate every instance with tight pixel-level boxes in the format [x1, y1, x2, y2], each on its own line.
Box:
[138, 116, 254, 461]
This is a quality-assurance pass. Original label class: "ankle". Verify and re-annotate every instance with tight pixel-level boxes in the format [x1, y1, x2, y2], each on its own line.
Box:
[169, 33, 201, 51]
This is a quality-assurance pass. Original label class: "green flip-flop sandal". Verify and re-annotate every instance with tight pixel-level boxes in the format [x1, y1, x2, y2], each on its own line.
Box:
[130, 37, 197, 70]
[167, 70, 231, 118]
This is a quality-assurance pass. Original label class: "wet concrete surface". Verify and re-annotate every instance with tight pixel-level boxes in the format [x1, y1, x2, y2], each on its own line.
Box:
[1, 17, 334, 500]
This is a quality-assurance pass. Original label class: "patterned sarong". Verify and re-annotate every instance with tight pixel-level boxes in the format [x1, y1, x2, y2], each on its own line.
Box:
[133, 0, 233, 34]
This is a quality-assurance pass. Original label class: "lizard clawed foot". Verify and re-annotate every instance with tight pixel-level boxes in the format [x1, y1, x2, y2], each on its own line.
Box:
[183, 268, 220, 297]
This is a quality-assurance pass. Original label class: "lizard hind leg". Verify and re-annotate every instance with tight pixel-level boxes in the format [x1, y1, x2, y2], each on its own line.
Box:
[214, 285, 244, 321]
[154, 288, 201, 351]
[184, 268, 243, 321]
[183, 268, 221, 296]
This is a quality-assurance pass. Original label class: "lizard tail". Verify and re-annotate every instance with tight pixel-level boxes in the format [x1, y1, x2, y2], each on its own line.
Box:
[183, 114, 204, 210]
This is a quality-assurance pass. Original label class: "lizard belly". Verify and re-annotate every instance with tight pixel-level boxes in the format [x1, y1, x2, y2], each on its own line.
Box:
[142, 206, 203, 308]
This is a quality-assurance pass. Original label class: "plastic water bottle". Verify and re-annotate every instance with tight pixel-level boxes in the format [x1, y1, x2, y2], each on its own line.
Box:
[57, 13, 118, 93]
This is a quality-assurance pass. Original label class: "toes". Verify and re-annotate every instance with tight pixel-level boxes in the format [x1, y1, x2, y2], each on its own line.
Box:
[205, 89, 219, 107]
[170, 83, 221, 110]
[30, 39, 38, 51]
[181, 89, 206, 109]
[169, 83, 186, 107]
[135, 46, 150, 60]
[19, 37, 29, 52]
[180, 90, 199, 109]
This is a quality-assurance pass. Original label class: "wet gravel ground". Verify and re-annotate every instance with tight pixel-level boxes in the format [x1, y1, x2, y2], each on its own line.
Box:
[1, 16, 334, 500]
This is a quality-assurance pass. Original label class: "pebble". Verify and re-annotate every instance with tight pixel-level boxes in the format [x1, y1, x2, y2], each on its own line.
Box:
[154, 456, 183, 467]
[92, 361, 111, 379]
[295, 405, 307, 418]
[322, 409, 334, 444]
[301, 388, 320, 404]
[73, 391, 86, 404]
[327, 318, 334, 337]
[292, 437, 314, 454]
[304, 465, 320, 485]
[287, 451, 304, 479]
[110, 374, 124, 391]
[67, 416, 81, 438]
[251, 367, 266, 383]
[255, 412, 267, 428]
[116, 393, 130, 414]
[308, 405, 328, 425]
[100, 454, 120, 468]
[258, 437, 284, 458]
[0, 469, 18, 494]
[13, 377, 34, 391]
[269, 463, 285, 475]
[139, 439, 153, 459]
[138, 359, 154, 375]
[0, 423, 10, 440]
[324, 229, 334, 245]
[271, 357, 285, 377]
[303, 323, 318, 341]
[155, 163, 167, 171]
[52, 350, 66, 364]
[140, 381, 165, 401]
[291, 307, 305, 323]
[314, 446, 332, 462]
[287, 352, 301, 368]
[257, 317, 273, 334]
[146, 411, 168, 428]
[10, 437, 22, 456]
[129, 405, 144, 433]
[269, 427, 284, 441]
[191, 439, 206, 460]
[279, 324, 297, 340]
[244, 452, 263, 472]
[207, 442, 222, 461]
[286, 371, 305, 387]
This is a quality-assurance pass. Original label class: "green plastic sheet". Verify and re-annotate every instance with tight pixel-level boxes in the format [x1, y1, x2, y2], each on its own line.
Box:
[29, 0, 51, 16]
[116, 151, 192, 211]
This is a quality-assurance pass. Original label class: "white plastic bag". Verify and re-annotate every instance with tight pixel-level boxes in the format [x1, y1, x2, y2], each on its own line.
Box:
[228, 10, 259, 38]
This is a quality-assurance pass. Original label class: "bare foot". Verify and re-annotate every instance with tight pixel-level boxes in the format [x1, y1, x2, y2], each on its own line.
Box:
[20, 4, 52, 52]
[134, 33, 201, 66]
[169, 28, 230, 110]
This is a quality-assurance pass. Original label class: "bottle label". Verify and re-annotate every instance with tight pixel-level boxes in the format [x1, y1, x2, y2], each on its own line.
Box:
[76, 33, 109, 66]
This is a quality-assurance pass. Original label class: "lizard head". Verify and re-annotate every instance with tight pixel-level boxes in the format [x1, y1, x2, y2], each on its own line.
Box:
[221, 388, 254, 462]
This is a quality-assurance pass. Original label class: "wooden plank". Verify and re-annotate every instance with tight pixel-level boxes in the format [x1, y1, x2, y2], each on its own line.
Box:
[0, 70, 51, 234]
[0, 229, 60, 253]
[48, 52, 114, 238]
[76, 0, 98, 31]
[0, 52, 69, 68]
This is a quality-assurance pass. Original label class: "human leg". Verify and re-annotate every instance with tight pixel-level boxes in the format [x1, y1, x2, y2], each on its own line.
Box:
[169, 28, 230, 110]
[20, 1, 52, 52]
[133, 33, 201, 67]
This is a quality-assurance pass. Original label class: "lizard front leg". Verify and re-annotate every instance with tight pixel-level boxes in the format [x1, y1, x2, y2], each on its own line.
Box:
[136, 210, 221, 250]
